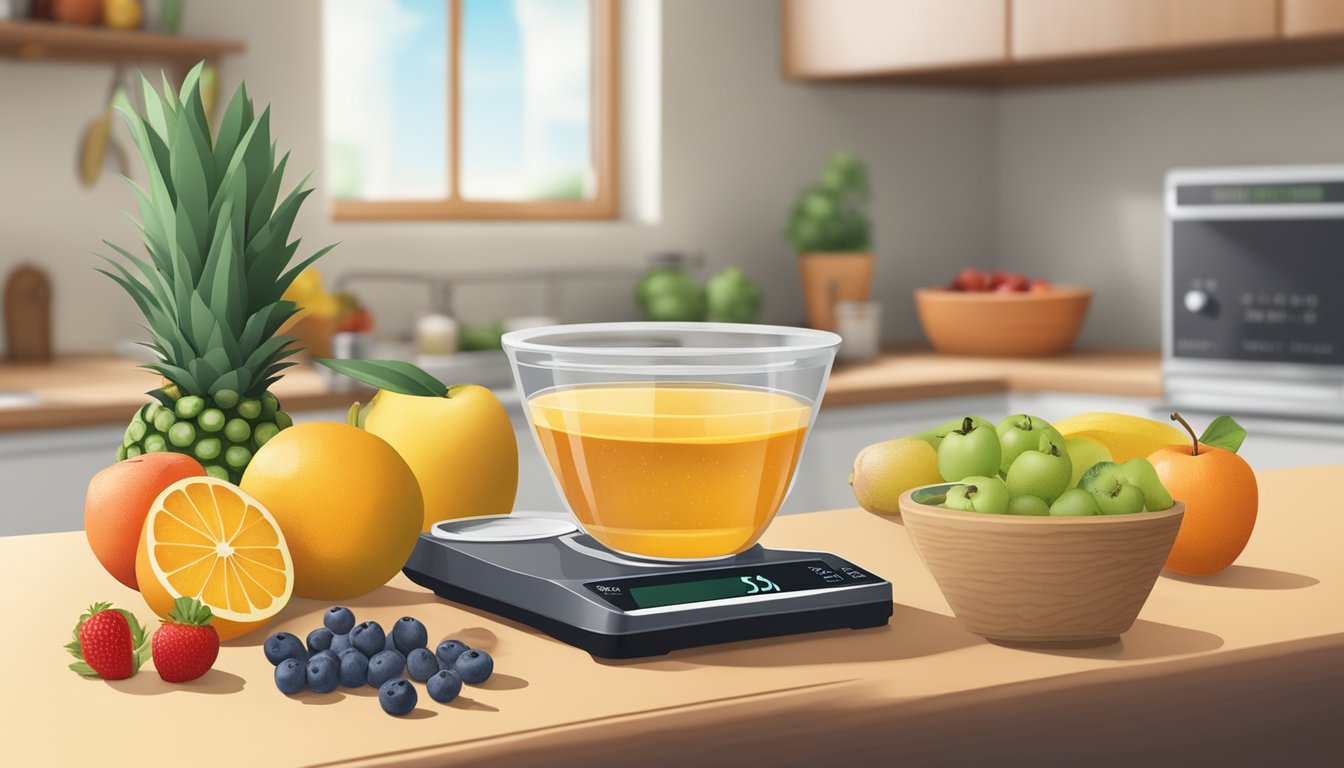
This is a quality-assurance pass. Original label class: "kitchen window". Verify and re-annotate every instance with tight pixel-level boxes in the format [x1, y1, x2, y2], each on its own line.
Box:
[323, 0, 619, 220]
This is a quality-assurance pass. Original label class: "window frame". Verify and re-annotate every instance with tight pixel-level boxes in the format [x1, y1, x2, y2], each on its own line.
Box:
[330, 0, 620, 221]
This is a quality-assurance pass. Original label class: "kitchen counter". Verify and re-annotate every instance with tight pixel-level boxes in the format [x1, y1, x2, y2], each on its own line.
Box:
[0, 349, 1161, 433]
[5, 465, 1339, 767]
[0, 355, 373, 433]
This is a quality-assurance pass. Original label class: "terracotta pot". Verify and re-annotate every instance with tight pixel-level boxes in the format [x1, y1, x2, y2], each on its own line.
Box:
[798, 252, 873, 331]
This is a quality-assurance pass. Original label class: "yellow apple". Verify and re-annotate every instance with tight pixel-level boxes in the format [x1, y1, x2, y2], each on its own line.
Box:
[362, 385, 518, 530]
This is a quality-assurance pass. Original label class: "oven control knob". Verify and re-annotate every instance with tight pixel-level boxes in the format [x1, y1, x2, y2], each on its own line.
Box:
[1183, 289, 1211, 314]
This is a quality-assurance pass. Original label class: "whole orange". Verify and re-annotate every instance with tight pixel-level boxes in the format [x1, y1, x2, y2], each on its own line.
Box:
[1149, 442, 1258, 576]
[84, 453, 206, 589]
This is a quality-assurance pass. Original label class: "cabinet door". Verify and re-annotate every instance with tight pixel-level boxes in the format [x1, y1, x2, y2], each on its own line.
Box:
[1011, 0, 1277, 59]
[784, 0, 1007, 78]
[1283, 0, 1344, 37]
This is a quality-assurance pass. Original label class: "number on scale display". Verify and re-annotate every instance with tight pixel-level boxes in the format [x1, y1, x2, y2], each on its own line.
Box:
[628, 574, 783, 609]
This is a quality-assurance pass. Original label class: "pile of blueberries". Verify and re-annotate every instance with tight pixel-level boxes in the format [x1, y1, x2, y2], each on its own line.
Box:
[264, 606, 495, 717]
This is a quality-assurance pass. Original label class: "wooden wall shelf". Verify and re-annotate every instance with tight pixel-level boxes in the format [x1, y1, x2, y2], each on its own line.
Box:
[0, 20, 242, 68]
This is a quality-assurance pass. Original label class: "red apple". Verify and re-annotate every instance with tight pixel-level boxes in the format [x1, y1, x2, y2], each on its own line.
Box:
[999, 273, 1029, 292]
[953, 268, 989, 292]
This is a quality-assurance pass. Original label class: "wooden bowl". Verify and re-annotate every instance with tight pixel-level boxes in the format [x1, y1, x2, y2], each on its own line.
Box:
[899, 484, 1183, 645]
[914, 286, 1092, 357]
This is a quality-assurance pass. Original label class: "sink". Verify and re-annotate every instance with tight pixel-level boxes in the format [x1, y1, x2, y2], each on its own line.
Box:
[0, 390, 40, 409]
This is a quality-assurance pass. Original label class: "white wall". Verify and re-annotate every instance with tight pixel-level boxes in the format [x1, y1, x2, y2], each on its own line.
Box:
[0, 0, 995, 354]
[994, 66, 1344, 348]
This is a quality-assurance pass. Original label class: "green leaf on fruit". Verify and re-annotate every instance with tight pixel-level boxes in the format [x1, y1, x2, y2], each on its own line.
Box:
[314, 358, 448, 398]
[69, 661, 98, 677]
[1199, 416, 1246, 454]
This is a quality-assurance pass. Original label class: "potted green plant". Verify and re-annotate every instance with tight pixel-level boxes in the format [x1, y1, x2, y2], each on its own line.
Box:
[784, 150, 873, 331]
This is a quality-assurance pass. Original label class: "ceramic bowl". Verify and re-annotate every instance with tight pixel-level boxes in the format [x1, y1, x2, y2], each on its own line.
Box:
[899, 484, 1183, 645]
[914, 286, 1092, 357]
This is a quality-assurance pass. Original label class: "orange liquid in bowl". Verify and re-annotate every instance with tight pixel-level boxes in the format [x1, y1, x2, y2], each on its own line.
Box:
[528, 384, 813, 560]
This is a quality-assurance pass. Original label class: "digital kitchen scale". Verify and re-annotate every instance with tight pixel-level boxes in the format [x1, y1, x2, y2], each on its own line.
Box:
[402, 514, 892, 659]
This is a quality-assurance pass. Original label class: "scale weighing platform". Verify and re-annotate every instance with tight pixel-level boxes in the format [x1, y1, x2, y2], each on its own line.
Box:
[403, 514, 893, 659]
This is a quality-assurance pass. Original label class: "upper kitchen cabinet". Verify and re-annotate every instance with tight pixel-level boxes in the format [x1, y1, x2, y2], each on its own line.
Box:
[1283, 0, 1344, 37]
[1011, 0, 1276, 59]
[783, 0, 1344, 87]
[782, 0, 1007, 79]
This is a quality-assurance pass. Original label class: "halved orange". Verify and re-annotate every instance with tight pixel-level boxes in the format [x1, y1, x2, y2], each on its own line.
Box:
[135, 476, 294, 640]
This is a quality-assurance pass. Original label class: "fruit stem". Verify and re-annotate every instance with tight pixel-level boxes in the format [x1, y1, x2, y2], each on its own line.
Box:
[1170, 412, 1199, 456]
[960, 416, 973, 435]
[346, 402, 361, 428]
[965, 484, 978, 495]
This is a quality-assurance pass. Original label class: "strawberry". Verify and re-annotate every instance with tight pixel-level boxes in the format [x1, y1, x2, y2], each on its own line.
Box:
[66, 602, 149, 680]
[151, 597, 220, 683]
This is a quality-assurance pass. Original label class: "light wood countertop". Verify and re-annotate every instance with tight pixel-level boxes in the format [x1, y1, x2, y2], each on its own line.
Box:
[0, 348, 1162, 433]
[4, 466, 1339, 767]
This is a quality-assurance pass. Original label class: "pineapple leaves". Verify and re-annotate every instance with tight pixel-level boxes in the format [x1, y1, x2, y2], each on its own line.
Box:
[314, 358, 450, 398]
[100, 64, 334, 397]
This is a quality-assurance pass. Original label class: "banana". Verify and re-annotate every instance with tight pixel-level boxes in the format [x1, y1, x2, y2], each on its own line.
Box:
[1053, 412, 1187, 463]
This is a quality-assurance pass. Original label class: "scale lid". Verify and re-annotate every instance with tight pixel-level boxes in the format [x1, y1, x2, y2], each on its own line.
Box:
[429, 513, 578, 542]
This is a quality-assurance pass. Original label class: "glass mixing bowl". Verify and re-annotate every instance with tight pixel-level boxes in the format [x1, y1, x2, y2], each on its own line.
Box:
[503, 322, 841, 561]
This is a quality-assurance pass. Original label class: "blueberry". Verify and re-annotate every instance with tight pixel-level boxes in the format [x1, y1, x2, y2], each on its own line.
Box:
[406, 647, 438, 682]
[383, 633, 397, 653]
[366, 650, 405, 688]
[435, 639, 469, 668]
[306, 654, 340, 694]
[426, 669, 463, 703]
[264, 632, 308, 666]
[350, 621, 385, 657]
[310, 649, 340, 667]
[379, 678, 418, 716]
[324, 606, 356, 635]
[453, 648, 494, 684]
[330, 632, 353, 656]
[307, 627, 334, 653]
[339, 650, 370, 688]
[274, 658, 306, 694]
[392, 616, 429, 655]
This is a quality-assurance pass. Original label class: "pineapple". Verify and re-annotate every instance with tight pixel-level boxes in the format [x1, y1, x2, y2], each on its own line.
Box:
[99, 64, 333, 483]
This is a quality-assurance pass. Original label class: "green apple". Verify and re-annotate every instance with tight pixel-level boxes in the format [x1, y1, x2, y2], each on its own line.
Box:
[1007, 494, 1050, 516]
[937, 417, 1002, 481]
[1065, 437, 1112, 488]
[1004, 433, 1073, 504]
[1050, 488, 1101, 516]
[1078, 461, 1146, 516]
[996, 414, 1064, 474]
[912, 415, 996, 450]
[1119, 457, 1174, 511]
[942, 475, 1010, 514]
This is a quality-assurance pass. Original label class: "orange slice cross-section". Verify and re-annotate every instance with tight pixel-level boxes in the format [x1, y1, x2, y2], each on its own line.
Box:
[136, 476, 294, 640]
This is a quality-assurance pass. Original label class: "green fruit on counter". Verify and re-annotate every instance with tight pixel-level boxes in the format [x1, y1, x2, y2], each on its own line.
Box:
[942, 475, 1010, 514]
[996, 414, 1064, 474]
[1004, 432, 1072, 504]
[1050, 488, 1100, 516]
[849, 438, 942, 515]
[1006, 495, 1050, 516]
[1078, 461, 1147, 515]
[635, 268, 705, 322]
[1065, 437, 1112, 488]
[1119, 457, 1175, 511]
[705, 267, 762, 324]
[937, 417, 1002, 482]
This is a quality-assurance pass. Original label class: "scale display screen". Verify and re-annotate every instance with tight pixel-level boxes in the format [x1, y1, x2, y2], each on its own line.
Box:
[585, 560, 869, 612]
[1176, 181, 1344, 206]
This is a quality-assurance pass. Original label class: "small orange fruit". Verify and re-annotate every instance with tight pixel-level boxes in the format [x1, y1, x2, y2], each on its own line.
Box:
[1149, 419, 1258, 576]
[85, 453, 206, 590]
[136, 477, 294, 640]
